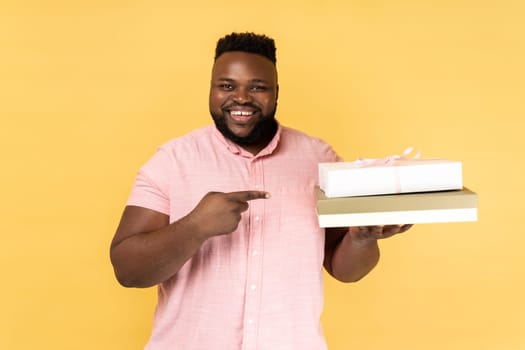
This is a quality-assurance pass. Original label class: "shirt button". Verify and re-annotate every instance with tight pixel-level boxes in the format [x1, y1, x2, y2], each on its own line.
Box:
[250, 284, 256, 291]
[254, 184, 259, 189]
[254, 216, 260, 222]
[248, 319, 254, 325]
[253, 250, 259, 256]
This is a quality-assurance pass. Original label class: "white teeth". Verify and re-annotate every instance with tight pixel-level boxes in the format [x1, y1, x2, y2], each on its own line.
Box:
[230, 111, 253, 116]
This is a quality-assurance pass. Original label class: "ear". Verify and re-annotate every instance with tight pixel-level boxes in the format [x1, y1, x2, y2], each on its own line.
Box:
[275, 84, 279, 100]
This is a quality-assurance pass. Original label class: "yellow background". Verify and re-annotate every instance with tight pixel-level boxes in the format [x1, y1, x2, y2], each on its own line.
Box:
[1, 0, 524, 349]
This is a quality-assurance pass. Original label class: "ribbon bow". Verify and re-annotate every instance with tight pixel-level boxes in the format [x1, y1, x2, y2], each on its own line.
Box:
[352, 147, 423, 194]
[354, 147, 421, 167]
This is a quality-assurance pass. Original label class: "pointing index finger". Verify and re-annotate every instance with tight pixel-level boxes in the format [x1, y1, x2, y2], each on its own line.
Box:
[227, 190, 271, 202]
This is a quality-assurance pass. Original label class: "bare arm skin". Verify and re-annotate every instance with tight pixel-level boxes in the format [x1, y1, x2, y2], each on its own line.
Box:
[324, 225, 413, 283]
[110, 190, 269, 288]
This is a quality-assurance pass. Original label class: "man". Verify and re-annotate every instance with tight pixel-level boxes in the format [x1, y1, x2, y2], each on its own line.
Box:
[110, 32, 412, 350]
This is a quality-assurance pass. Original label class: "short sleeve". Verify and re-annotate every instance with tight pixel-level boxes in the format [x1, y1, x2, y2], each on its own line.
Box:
[126, 146, 172, 215]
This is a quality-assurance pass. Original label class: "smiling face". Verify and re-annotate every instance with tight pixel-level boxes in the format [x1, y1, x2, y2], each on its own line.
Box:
[209, 51, 279, 154]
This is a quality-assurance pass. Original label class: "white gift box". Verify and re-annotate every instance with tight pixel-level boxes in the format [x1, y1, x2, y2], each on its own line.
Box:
[316, 187, 478, 227]
[319, 158, 463, 198]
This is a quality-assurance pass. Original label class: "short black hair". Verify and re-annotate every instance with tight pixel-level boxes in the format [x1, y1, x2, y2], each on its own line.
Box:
[214, 32, 276, 64]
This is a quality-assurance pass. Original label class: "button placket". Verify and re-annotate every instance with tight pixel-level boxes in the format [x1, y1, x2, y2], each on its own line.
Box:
[242, 159, 265, 350]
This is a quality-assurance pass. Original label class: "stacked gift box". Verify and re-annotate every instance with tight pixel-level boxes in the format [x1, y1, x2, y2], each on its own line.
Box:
[317, 151, 478, 227]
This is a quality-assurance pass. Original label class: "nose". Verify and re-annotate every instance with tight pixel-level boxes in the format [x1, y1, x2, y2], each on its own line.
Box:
[232, 87, 252, 104]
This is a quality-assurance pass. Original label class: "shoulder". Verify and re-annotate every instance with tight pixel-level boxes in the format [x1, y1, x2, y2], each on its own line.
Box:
[280, 126, 329, 145]
[134, 125, 215, 186]
[158, 125, 215, 157]
[279, 125, 339, 161]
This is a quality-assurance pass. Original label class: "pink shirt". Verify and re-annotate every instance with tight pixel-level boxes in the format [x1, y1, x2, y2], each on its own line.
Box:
[127, 124, 339, 350]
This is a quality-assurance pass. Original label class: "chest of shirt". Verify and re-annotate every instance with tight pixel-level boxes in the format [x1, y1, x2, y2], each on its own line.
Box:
[167, 151, 320, 221]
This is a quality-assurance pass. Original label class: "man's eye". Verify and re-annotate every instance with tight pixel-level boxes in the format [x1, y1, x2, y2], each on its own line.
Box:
[220, 84, 234, 90]
[251, 85, 267, 91]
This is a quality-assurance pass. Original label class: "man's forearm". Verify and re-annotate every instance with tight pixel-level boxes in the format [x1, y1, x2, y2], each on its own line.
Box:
[330, 231, 380, 283]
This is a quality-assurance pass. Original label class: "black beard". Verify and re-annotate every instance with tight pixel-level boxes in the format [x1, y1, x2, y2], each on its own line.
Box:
[211, 106, 278, 147]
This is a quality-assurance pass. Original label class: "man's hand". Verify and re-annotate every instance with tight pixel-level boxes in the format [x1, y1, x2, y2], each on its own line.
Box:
[186, 190, 270, 238]
[348, 224, 413, 241]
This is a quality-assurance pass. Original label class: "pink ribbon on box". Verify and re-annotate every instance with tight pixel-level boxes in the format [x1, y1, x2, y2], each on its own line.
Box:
[353, 147, 422, 194]
[354, 146, 421, 165]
